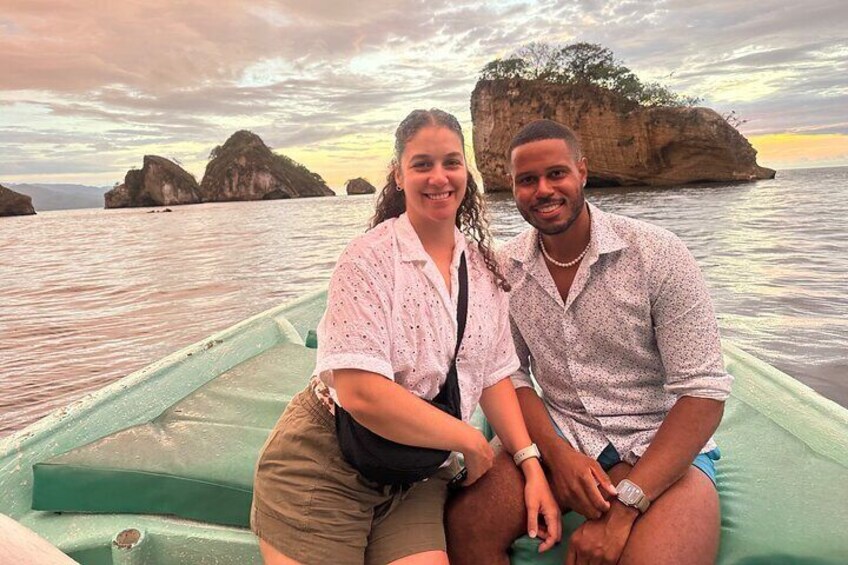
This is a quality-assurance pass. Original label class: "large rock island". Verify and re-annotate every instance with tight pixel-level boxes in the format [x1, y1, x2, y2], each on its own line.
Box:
[472, 79, 775, 190]
[199, 131, 334, 201]
[0, 184, 36, 216]
[105, 156, 200, 208]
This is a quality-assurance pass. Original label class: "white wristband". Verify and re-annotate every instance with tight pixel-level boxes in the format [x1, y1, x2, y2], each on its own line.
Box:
[513, 443, 541, 466]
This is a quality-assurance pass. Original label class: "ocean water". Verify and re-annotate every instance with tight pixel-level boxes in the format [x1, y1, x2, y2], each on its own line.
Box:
[1, 167, 846, 436]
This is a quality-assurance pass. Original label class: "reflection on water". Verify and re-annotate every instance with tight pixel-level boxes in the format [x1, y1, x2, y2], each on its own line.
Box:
[1, 167, 846, 436]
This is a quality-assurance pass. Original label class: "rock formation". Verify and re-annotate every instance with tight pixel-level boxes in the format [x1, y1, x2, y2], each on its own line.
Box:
[0, 184, 36, 216]
[199, 131, 334, 201]
[105, 156, 200, 208]
[345, 177, 376, 195]
[471, 80, 775, 191]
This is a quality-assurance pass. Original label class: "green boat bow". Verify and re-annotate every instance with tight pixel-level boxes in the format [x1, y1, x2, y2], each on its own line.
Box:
[1, 290, 846, 563]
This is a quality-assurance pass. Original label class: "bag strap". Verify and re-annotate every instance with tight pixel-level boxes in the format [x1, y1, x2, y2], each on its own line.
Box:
[453, 252, 469, 358]
[431, 252, 467, 412]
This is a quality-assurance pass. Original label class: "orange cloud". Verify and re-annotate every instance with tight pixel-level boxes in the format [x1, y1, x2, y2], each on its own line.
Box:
[749, 133, 848, 169]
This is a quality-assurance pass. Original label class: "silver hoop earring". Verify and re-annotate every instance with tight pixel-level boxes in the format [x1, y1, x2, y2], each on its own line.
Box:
[396, 185, 403, 192]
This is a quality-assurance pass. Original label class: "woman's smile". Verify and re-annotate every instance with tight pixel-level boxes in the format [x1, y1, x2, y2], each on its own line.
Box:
[424, 191, 454, 201]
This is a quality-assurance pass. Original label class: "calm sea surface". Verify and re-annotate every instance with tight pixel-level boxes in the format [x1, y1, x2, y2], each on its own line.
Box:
[1, 167, 846, 436]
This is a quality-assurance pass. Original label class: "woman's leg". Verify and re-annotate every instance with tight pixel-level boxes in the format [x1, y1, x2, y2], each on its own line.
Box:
[366, 465, 457, 565]
[252, 388, 386, 564]
[388, 550, 449, 565]
[258, 538, 302, 565]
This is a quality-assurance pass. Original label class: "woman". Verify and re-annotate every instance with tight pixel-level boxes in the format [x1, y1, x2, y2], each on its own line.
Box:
[251, 109, 560, 565]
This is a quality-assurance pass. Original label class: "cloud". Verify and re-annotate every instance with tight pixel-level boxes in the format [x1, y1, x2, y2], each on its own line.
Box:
[1, 0, 847, 184]
[0, 0, 492, 93]
[749, 132, 848, 168]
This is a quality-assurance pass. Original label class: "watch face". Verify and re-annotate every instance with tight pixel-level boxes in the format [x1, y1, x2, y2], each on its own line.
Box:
[618, 481, 640, 504]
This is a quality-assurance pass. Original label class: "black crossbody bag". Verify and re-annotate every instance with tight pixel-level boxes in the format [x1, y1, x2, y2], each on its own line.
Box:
[335, 253, 468, 486]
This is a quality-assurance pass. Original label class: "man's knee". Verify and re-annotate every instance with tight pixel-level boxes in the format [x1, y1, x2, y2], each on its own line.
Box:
[619, 467, 720, 565]
[445, 451, 526, 551]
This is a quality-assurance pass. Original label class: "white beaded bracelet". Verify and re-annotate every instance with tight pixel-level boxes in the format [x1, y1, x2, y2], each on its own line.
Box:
[513, 443, 541, 466]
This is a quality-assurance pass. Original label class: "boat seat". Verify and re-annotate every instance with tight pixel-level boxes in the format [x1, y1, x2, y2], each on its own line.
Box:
[30, 341, 848, 563]
[31, 341, 316, 527]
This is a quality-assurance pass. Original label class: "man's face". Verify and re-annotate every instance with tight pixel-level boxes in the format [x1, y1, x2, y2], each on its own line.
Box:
[511, 138, 588, 236]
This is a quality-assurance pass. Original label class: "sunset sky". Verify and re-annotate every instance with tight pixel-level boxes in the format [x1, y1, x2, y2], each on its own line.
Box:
[1, 0, 846, 189]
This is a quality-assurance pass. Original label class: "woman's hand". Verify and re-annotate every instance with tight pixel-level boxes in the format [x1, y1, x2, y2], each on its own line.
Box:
[522, 460, 562, 552]
[460, 429, 494, 486]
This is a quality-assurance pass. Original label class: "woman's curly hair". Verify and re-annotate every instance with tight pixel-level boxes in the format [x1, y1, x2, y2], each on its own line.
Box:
[370, 109, 510, 291]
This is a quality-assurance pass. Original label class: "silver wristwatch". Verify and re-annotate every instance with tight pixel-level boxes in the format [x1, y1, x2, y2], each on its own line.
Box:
[615, 479, 650, 513]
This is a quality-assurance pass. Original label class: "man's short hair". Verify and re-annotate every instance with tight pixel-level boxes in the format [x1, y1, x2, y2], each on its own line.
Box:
[508, 119, 583, 160]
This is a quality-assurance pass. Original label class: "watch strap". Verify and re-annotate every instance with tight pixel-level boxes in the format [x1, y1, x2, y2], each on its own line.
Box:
[513, 443, 541, 466]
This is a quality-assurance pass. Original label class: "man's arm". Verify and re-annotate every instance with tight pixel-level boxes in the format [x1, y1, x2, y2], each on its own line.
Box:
[511, 314, 617, 521]
[628, 231, 731, 495]
[567, 234, 730, 564]
[604, 396, 724, 523]
[566, 396, 724, 565]
[509, 317, 566, 465]
[516, 388, 615, 519]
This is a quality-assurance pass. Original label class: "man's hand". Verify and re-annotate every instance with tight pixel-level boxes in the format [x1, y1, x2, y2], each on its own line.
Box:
[565, 503, 638, 565]
[549, 446, 617, 519]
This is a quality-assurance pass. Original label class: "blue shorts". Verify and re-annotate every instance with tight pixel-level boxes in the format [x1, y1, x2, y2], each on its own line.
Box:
[550, 416, 720, 487]
[596, 443, 719, 487]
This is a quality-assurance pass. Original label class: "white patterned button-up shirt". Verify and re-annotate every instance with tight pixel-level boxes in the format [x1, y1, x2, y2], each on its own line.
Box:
[500, 203, 732, 465]
[313, 213, 519, 423]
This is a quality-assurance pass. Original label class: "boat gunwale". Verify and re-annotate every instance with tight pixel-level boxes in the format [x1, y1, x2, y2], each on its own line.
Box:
[0, 288, 325, 519]
[720, 341, 848, 467]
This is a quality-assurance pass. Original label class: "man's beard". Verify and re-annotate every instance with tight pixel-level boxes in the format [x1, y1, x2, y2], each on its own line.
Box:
[520, 192, 586, 236]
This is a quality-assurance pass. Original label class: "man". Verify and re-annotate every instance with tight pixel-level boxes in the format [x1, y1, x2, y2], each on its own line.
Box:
[446, 120, 732, 565]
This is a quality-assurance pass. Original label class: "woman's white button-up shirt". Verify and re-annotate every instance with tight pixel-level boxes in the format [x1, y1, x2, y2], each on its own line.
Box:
[313, 213, 519, 422]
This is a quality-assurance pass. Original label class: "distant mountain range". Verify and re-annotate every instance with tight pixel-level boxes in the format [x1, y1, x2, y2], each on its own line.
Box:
[4, 183, 110, 211]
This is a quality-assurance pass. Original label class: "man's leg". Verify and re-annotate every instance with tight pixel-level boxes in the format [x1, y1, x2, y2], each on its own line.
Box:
[445, 450, 527, 565]
[606, 463, 721, 565]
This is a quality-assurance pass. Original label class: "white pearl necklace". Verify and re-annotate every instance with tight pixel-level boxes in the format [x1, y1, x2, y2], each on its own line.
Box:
[539, 233, 590, 268]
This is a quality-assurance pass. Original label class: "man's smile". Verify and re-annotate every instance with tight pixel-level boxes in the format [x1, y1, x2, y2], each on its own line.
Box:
[533, 199, 565, 217]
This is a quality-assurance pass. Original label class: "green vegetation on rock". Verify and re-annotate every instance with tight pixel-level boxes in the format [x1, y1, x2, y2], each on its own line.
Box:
[480, 42, 700, 107]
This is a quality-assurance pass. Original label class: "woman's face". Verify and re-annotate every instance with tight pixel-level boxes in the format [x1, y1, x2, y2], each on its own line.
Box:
[395, 125, 468, 227]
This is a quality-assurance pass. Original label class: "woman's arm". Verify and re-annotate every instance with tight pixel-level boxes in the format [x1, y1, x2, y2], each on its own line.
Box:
[333, 369, 493, 483]
[480, 378, 562, 552]
[480, 378, 536, 455]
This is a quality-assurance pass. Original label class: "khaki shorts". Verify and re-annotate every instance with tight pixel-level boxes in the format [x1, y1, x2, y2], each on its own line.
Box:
[251, 388, 457, 565]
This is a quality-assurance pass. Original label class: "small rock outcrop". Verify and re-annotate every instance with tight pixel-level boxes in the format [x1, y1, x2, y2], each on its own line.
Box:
[0, 184, 36, 216]
[472, 80, 775, 191]
[199, 131, 334, 201]
[345, 177, 376, 195]
[105, 156, 200, 208]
